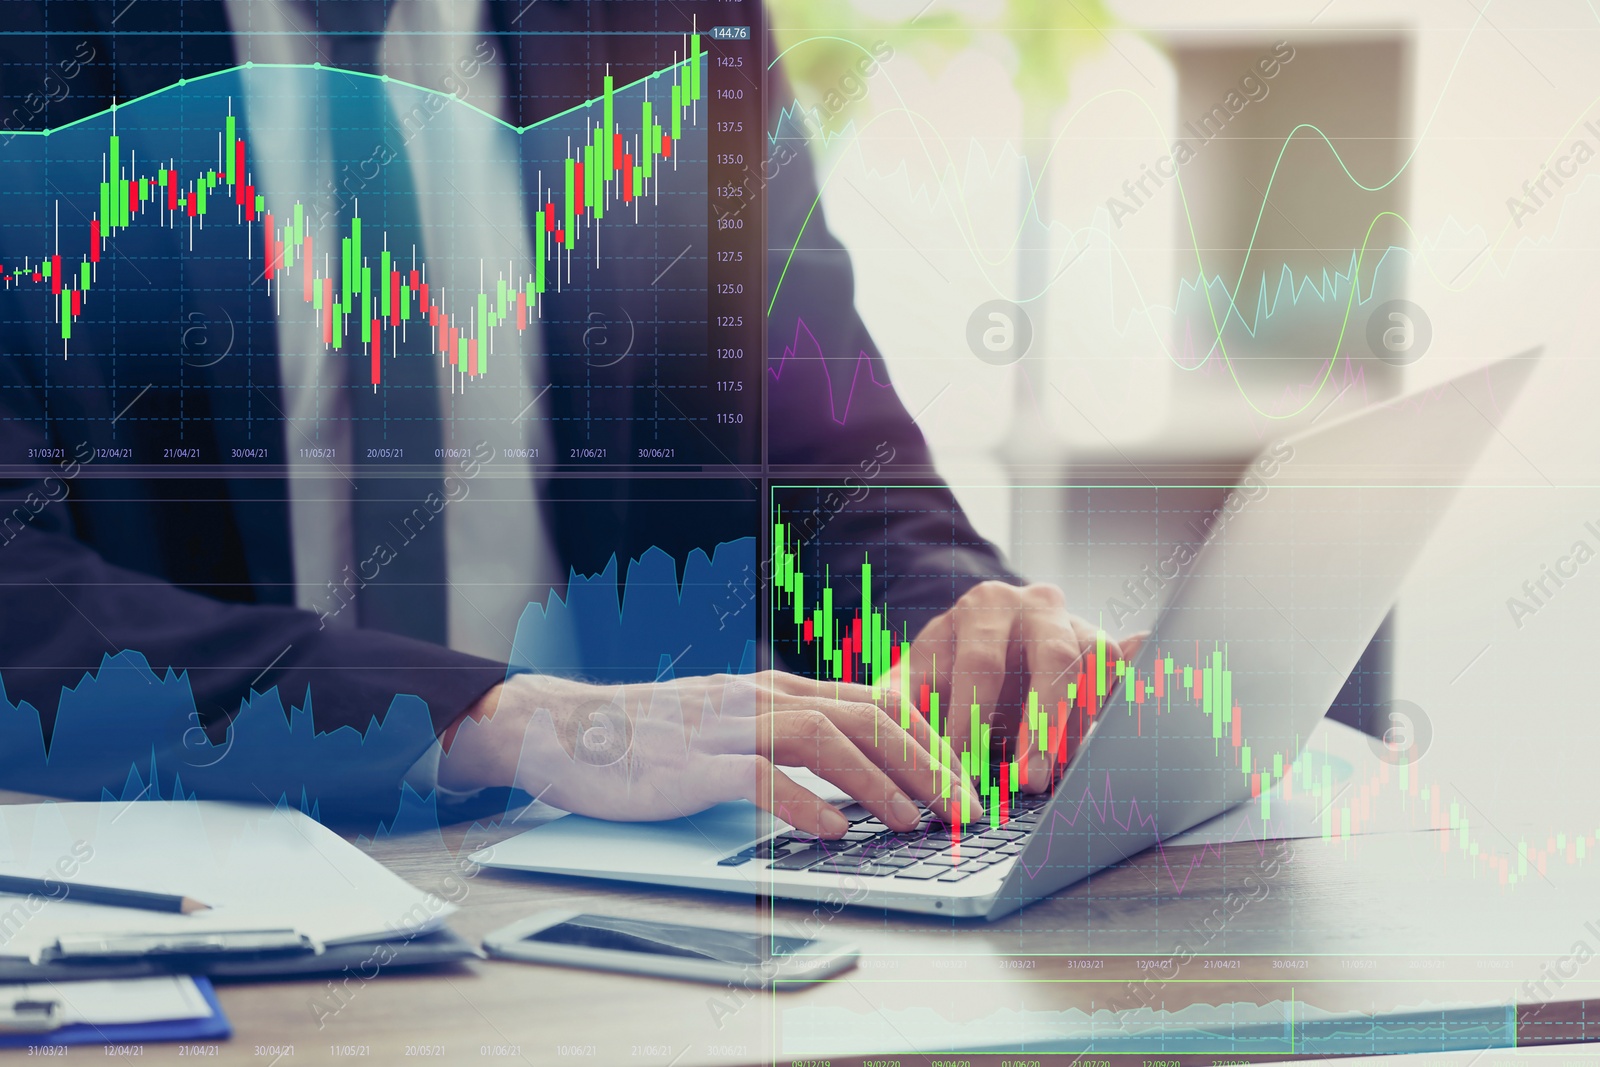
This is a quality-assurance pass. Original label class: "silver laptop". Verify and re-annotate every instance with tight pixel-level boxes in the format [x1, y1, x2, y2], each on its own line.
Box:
[472, 350, 1540, 920]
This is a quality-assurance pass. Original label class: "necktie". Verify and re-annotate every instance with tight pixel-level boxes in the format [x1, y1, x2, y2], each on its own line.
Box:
[312, 0, 450, 644]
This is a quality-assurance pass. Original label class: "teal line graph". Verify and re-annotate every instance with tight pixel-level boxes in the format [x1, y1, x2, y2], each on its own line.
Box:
[3, 55, 698, 140]
[764, 2, 1567, 419]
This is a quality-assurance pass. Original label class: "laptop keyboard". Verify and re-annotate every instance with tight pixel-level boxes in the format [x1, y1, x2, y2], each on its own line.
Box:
[717, 791, 1051, 883]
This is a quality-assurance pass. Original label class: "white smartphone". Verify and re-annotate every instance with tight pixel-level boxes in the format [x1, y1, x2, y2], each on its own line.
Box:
[482, 910, 858, 989]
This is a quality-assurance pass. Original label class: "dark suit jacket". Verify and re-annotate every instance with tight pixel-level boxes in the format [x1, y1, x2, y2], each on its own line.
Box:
[0, 0, 1014, 807]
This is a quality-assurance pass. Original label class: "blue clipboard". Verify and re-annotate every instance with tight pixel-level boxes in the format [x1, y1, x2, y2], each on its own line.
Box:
[0, 977, 230, 1048]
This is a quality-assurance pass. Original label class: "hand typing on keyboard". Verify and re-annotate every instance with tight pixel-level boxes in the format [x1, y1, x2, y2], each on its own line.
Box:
[435, 671, 985, 839]
[886, 581, 1146, 793]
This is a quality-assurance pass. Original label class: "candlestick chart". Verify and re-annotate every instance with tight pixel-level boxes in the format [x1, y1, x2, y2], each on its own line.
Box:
[8, 46, 699, 367]
[772, 509, 1298, 848]
[772, 499, 1598, 890]
[0, 37, 762, 462]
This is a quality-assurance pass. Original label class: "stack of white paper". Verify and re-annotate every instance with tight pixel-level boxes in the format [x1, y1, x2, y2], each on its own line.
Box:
[0, 800, 454, 961]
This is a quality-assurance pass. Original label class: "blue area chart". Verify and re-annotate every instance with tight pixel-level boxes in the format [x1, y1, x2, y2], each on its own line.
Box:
[0, 538, 755, 830]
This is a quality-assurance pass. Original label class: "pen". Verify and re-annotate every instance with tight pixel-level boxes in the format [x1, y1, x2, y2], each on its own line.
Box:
[0, 875, 210, 915]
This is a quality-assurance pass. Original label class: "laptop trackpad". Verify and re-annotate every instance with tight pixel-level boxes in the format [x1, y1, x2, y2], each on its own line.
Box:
[470, 768, 850, 876]
[472, 801, 781, 876]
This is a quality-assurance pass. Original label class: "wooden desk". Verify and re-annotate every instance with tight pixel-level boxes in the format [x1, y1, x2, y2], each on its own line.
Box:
[8, 799, 1600, 1066]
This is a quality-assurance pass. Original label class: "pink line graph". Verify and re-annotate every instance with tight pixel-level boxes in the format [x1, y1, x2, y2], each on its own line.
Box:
[1014, 771, 1289, 896]
[769, 316, 892, 426]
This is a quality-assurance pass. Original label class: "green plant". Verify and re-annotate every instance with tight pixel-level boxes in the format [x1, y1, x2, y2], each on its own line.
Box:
[765, 0, 1115, 138]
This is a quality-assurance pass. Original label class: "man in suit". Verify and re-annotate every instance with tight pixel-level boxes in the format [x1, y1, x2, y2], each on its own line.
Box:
[0, 0, 1130, 838]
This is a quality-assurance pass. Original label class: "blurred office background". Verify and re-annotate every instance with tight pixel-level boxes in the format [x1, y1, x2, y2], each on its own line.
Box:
[768, 0, 1600, 833]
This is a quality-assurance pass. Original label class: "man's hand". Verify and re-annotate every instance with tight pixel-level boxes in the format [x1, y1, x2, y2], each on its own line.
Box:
[436, 671, 983, 840]
[889, 581, 1145, 793]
